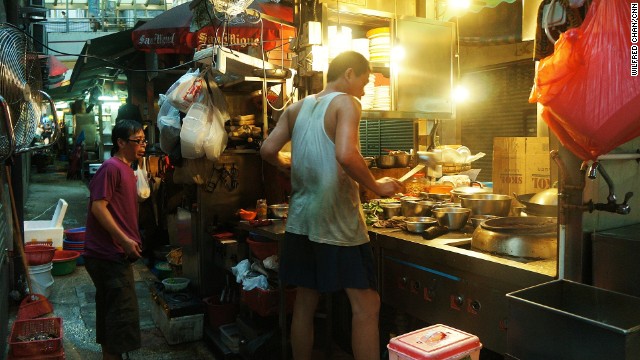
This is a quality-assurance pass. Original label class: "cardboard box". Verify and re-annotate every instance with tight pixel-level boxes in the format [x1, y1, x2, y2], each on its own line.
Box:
[492, 137, 551, 196]
[24, 199, 68, 249]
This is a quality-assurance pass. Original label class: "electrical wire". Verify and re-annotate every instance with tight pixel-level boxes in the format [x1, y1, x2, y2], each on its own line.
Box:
[1, 22, 198, 73]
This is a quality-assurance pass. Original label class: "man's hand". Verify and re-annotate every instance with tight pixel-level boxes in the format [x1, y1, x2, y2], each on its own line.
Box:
[121, 238, 142, 261]
[375, 177, 403, 197]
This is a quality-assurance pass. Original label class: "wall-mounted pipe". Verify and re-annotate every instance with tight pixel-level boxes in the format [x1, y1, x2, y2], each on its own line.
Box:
[597, 151, 640, 161]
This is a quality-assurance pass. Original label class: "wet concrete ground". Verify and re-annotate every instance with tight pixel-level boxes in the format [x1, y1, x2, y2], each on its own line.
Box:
[6, 166, 216, 359]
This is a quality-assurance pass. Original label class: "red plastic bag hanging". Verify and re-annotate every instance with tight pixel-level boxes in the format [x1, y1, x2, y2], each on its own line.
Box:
[529, 0, 640, 161]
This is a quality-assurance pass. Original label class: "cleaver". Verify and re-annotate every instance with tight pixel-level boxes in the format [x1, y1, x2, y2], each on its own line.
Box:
[398, 164, 426, 183]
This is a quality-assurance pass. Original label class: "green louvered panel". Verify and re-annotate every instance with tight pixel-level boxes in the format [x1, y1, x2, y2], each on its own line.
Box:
[360, 119, 414, 157]
[458, 60, 537, 182]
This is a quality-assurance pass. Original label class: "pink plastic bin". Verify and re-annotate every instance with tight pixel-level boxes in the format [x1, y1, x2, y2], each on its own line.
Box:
[388, 324, 482, 360]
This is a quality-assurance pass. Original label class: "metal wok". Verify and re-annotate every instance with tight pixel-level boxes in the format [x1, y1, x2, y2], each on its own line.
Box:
[515, 193, 558, 217]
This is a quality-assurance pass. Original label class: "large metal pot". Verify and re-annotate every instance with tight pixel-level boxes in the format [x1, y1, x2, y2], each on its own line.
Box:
[471, 217, 557, 259]
[460, 194, 512, 216]
[515, 189, 558, 217]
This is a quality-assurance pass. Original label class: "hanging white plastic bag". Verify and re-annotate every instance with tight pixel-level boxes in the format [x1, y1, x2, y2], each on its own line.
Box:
[201, 74, 228, 161]
[167, 69, 204, 113]
[135, 157, 151, 202]
[157, 94, 182, 154]
[203, 105, 228, 162]
[180, 103, 210, 159]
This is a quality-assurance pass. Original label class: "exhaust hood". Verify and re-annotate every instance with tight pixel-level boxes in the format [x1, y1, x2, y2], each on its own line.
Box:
[194, 46, 288, 91]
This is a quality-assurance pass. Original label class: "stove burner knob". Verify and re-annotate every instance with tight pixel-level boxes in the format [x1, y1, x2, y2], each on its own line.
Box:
[470, 300, 481, 312]
[454, 295, 464, 307]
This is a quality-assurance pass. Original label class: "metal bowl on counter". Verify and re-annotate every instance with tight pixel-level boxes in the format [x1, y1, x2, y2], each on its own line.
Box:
[460, 194, 512, 217]
[420, 192, 452, 202]
[401, 197, 441, 217]
[469, 215, 499, 228]
[268, 204, 289, 218]
[364, 157, 376, 168]
[380, 203, 402, 219]
[404, 217, 438, 234]
[471, 216, 557, 259]
[431, 207, 471, 230]
[450, 185, 492, 203]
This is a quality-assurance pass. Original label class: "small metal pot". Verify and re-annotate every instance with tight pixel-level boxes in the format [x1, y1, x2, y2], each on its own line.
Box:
[376, 155, 396, 168]
[394, 154, 411, 168]
[404, 217, 438, 233]
[381, 203, 402, 219]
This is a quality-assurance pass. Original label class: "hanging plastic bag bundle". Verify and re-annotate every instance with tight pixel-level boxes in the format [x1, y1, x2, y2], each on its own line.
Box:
[529, 0, 640, 160]
[166, 69, 204, 113]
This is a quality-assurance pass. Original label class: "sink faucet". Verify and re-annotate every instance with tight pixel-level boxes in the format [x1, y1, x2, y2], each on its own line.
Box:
[585, 162, 633, 214]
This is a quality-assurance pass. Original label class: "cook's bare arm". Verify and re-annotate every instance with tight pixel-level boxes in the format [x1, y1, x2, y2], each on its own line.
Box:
[260, 109, 292, 171]
[91, 199, 142, 259]
[334, 96, 402, 197]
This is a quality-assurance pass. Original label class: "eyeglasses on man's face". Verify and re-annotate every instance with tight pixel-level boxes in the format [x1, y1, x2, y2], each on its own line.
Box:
[126, 138, 148, 145]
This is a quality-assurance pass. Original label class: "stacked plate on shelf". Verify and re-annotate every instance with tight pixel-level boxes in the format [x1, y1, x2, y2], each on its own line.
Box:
[360, 74, 376, 110]
[366, 27, 390, 64]
[352, 38, 370, 60]
[373, 85, 391, 110]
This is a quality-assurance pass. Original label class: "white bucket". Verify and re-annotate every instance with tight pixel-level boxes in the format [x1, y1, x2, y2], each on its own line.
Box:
[28, 262, 54, 298]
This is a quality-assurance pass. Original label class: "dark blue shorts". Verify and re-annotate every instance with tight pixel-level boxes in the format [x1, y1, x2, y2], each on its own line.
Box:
[279, 232, 377, 293]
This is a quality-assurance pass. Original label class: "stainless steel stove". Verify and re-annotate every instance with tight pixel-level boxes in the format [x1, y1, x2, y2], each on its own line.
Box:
[370, 227, 555, 355]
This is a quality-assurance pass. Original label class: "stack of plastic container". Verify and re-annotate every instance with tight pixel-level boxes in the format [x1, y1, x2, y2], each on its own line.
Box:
[24, 243, 56, 298]
[63, 227, 86, 265]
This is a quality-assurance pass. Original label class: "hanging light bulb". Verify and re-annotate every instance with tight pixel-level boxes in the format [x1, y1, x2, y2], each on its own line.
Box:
[449, 0, 471, 9]
[453, 84, 470, 103]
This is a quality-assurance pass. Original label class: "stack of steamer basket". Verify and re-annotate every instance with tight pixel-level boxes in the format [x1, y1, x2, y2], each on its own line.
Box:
[63, 227, 86, 265]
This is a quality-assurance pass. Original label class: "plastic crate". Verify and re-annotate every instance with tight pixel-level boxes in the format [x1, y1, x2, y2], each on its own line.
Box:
[241, 286, 296, 317]
[9, 317, 63, 357]
[7, 347, 65, 359]
[219, 323, 240, 354]
[246, 237, 278, 260]
[388, 324, 482, 360]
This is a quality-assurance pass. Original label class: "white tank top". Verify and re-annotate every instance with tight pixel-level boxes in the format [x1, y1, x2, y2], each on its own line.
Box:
[285, 92, 369, 246]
